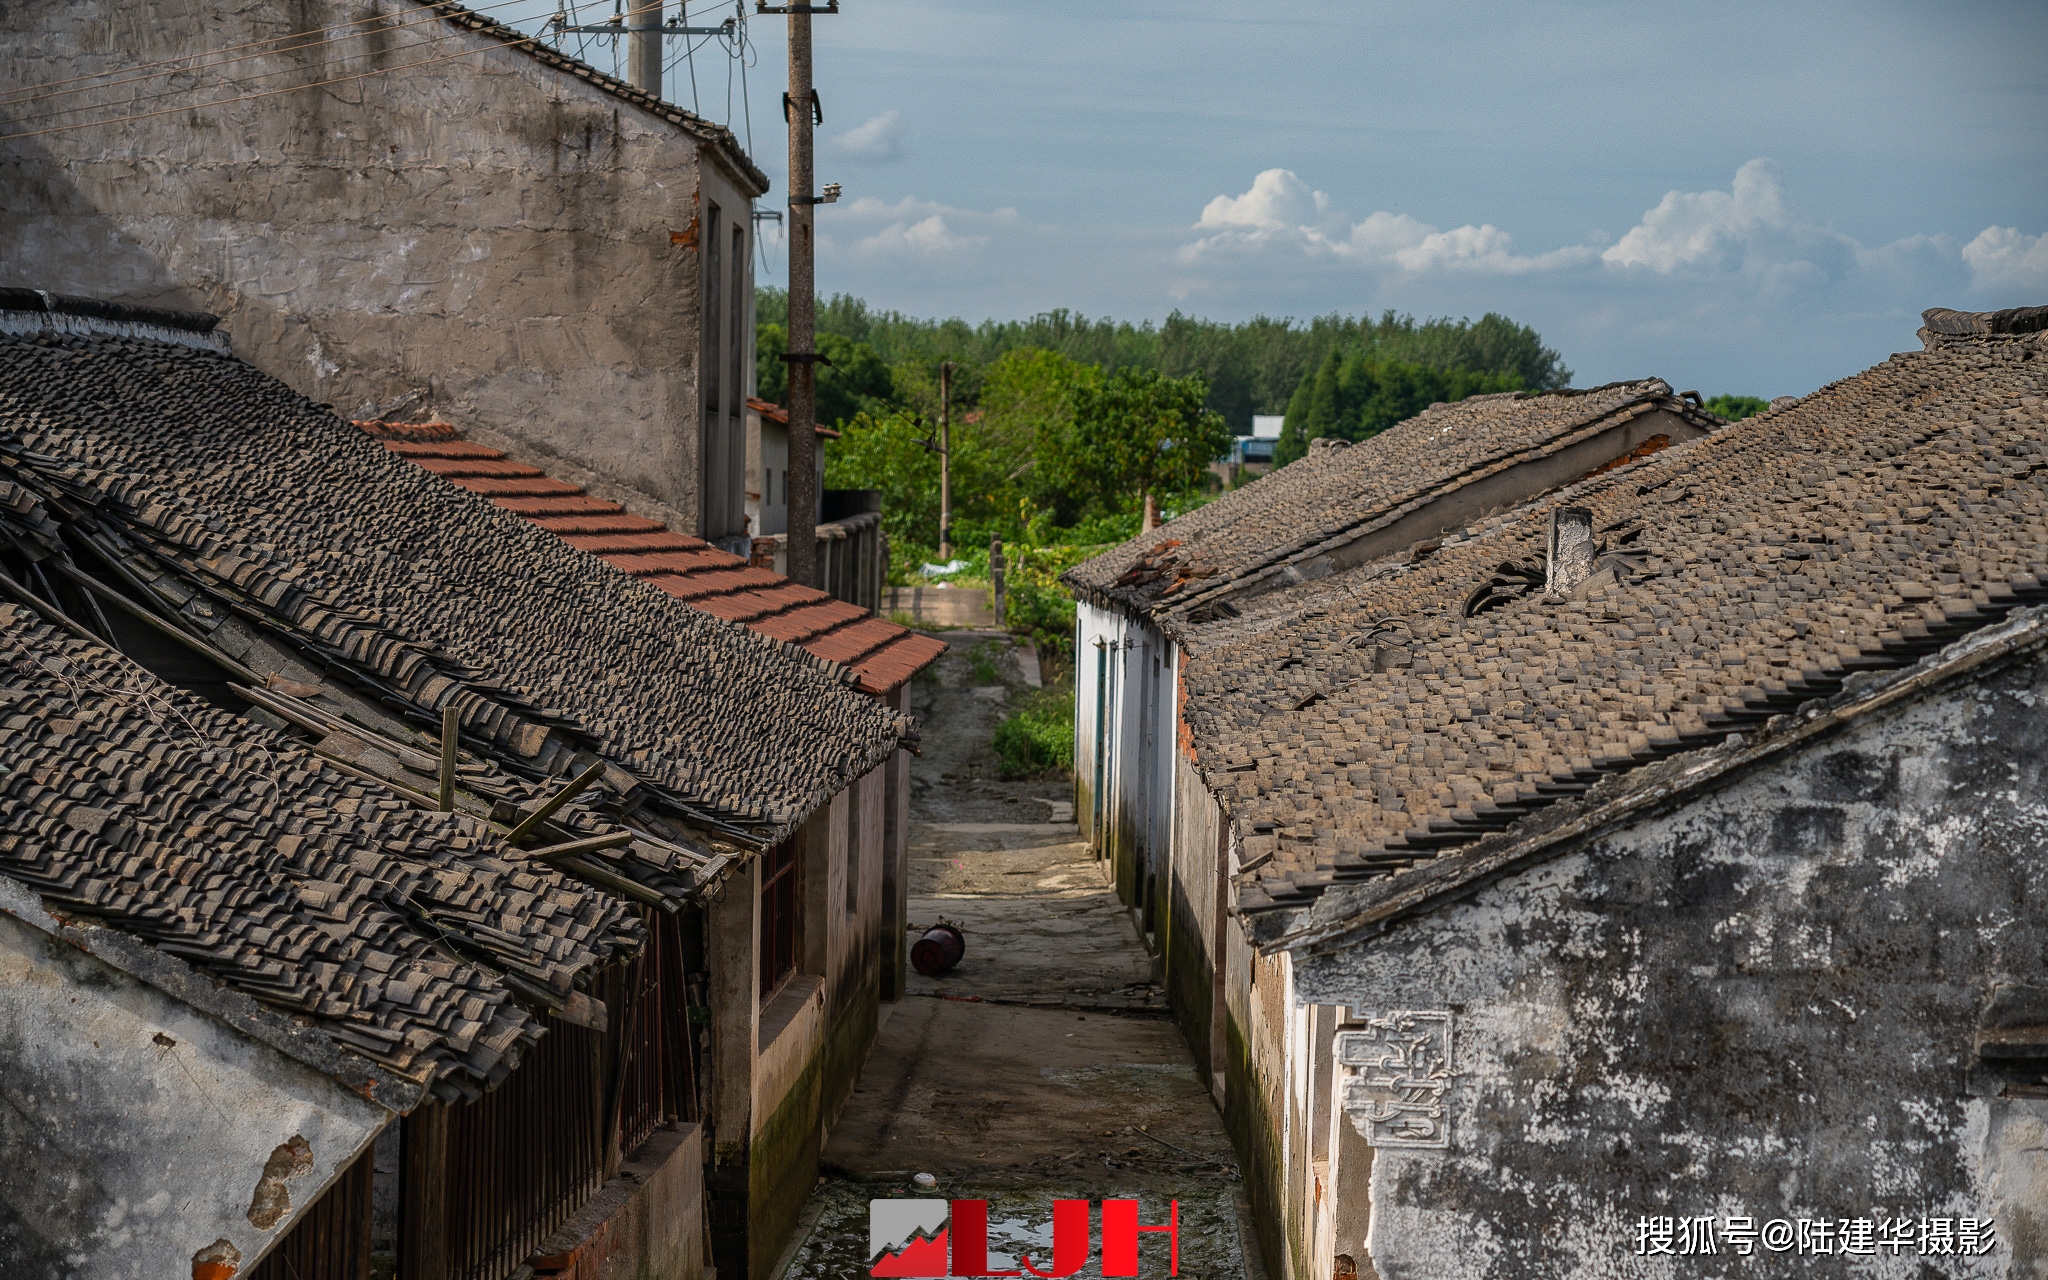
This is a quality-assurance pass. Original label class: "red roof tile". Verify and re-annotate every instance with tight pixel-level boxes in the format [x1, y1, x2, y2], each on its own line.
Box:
[561, 532, 705, 555]
[385, 439, 504, 460]
[455, 476, 585, 498]
[492, 494, 623, 517]
[527, 514, 666, 535]
[412, 456, 548, 479]
[359, 421, 944, 694]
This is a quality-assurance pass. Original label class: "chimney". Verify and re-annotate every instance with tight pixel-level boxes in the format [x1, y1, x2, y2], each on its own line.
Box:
[1545, 507, 1595, 597]
[627, 2, 664, 96]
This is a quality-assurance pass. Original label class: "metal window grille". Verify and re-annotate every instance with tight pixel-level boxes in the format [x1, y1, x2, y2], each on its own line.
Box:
[403, 906, 703, 1280]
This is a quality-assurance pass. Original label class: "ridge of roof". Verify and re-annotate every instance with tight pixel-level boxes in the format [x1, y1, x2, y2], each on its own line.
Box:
[747, 395, 839, 438]
[1920, 304, 2048, 340]
[0, 288, 219, 334]
[0, 289, 231, 353]
[357, 420, 943, 695]
[429, 1, 769, 196]
[1180, 327, 2048, 924]
[1063, 379, 1716, 619]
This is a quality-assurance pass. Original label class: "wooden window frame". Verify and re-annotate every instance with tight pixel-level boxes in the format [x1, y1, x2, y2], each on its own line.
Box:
[759, 836, 800, 1000]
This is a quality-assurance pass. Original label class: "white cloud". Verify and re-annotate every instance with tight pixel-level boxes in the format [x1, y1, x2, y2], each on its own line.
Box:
[1601, 159, 1858, 283]
[1179, 167, 1593, 274]
[1194, 168, 1332, 232]
[1962, 226, 2048, 292]
[1174, 160, 2028, 300]
[857, 214, 984, 257]
[829, 109, 905, 164]
[821, 195, 1006, 262]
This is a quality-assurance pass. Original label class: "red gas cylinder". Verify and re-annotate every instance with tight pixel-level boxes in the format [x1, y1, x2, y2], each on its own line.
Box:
[910, 923, 966, 977]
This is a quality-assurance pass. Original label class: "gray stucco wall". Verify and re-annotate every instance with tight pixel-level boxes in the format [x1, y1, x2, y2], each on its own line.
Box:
[0, 0, 752, 529]
[1293, 647, 2048, 1278]
[0, 878, 393, 1280]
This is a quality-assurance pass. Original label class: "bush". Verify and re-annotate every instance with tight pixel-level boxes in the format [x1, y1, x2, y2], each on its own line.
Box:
[1704, 394, 1769, 421]
[995, 540, 1116, 660]
[992, 685, 1075, 778]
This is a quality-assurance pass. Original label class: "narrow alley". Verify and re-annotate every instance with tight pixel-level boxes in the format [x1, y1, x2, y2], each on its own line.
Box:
[777, 633, 1257, 1279]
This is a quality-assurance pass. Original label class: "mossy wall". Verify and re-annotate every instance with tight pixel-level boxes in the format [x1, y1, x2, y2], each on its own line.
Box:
[746, 969, 879, 1280]
[1162, 878, 1212, 1074]
[1224, 1012, 1291, 1280]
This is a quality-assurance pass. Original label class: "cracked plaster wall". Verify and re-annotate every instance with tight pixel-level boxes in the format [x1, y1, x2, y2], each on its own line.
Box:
[0, 0, 736, 528]
[0, 891, 392, 1279]
[1293, 649, 2048, 1279]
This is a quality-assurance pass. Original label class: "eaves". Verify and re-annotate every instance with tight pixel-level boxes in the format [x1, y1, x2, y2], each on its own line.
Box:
[1266, 604, 2048, 958]
[1157, 394, 1721, 628]
[0, 872, 429, 1114]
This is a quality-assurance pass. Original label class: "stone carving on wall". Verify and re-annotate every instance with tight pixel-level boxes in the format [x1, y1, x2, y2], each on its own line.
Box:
[1336, 1010, 1455, 1150]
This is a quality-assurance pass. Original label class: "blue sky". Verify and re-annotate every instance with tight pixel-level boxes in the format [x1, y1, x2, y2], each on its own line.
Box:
[528, 1, 2047, 397]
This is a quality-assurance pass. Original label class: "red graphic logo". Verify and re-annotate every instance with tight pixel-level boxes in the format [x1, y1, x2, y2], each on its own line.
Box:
[869, 1199, 1180, 1277]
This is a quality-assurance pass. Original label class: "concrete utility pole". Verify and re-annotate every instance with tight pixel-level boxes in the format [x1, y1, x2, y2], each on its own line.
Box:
[626, 1, 663, 95]
[783, 8, 819, 588]
[938, 361, 954, 559]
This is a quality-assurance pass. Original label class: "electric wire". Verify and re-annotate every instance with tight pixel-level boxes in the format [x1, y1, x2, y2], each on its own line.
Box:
[735, 0, 754, 156]
[6, 0, 758, 149]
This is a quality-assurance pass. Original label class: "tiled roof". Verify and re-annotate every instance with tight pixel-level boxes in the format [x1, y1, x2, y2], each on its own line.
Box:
[0, 328, 912, 839]
[745, 396, 838, 438]
[1180, 317, 2048, 916]
[1065, 380, 1720, 619]
[0, 601, 638, 1101]
[357, 422, 943, 695]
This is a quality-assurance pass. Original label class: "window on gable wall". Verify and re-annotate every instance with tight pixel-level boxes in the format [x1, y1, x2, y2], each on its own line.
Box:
[759, 836, 799, 998]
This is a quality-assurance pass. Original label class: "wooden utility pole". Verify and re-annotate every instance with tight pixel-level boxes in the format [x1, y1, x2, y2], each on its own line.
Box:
[938, 361, 954, 559]
[783, 8, 819, 588]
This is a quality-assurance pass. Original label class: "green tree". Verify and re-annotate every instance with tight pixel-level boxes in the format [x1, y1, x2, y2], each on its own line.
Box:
[756, 321, 788, 403]
[1273, 354, 1523, 465]
[1704, 394, 1769, 421]
[758, 287, 1569, 432]
[1055, 368, 1231, 530]
[751, 323, 894, 429]
[977, 349, 1099, 517]
[822, 408, 941, 552]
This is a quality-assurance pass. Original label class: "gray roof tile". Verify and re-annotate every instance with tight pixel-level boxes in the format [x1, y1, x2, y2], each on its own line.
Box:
[1177, 320, 2048, 914]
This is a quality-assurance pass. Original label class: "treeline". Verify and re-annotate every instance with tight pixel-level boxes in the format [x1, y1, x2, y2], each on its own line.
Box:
[751, 291, 1581, 650]
[756, 288, 1571, 432]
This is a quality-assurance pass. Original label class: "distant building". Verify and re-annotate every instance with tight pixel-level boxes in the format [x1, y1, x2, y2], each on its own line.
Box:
[1069, 380, 1717, 935]
[1229, 414, 1288, 478]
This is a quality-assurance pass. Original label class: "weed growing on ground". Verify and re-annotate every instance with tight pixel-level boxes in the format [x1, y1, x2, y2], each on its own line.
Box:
[992, 684, 1074, 778]
[967, 640, 1006, 685]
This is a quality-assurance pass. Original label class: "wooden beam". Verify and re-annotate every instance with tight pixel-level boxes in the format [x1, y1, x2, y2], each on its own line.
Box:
[437, 703, 459, 812]
[507, 760, 608, 845]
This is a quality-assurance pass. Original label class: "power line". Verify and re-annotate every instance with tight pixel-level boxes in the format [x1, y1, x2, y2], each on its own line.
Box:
[0, 34, 540, 142]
